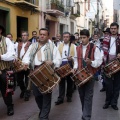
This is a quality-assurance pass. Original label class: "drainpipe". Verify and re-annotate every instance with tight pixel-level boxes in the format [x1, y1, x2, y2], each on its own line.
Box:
[39, 0, 45, 29]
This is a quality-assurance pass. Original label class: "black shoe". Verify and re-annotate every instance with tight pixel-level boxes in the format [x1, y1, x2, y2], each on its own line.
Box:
[111, 105, 119, 110]
[103, 104, 109, 109]
[7, 105, 14, 116]
[81, 116, 85, 120]
[100, 88, 106, 92]
[24, 90, 30, 101]
[67, 98, 72, 102]
[24, 95, 29, 101]
[20, 91, 25, 98]
[55, 100, 63, 105]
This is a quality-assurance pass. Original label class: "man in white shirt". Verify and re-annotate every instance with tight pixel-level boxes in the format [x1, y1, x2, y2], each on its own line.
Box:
[56, 33, 62, 42]
[55, 34, 62, 46]
[103, 22, 120, 110]
[91, 33, 101, 48]
[77, 29, 102, 120]
[22, 28, 61, 120]
[16, 31, 31, 101]
[6, 33, 18, 52]
[0, 25, 15, 116]
[100, 28, 111, 92]
[55, 32, 78, 105]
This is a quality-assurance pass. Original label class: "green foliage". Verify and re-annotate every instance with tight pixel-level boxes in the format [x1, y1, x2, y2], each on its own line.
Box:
[51, 0, 64, 8]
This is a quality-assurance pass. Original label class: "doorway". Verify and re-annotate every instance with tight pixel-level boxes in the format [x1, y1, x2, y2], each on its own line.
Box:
[17, 16, 28, 37]
[0, 9, 10, 35]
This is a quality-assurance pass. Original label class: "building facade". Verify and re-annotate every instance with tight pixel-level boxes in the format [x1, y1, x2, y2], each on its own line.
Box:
[0, 0, 40, 39]
[1, 0, 103, 39]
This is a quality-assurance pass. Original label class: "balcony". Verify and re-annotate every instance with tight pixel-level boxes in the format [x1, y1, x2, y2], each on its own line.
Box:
[0, 0, 14, 4]
[46, 1, 65, 17]
[14, 0, 39, 9]
[71, 3, 80, 18]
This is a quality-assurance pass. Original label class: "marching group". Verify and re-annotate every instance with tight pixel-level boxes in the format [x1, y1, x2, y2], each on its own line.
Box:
[0, 22, 120, 120]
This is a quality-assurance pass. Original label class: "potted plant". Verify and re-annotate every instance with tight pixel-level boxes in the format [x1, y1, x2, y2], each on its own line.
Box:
[51, 0, 64, 12]
[51, 0, 59, 9]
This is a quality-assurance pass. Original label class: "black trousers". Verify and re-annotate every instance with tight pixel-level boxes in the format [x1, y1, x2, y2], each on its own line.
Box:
[0, 70, 13, 107]
[78, 78, 95, 120]
[32, 84, 51, 120]
[105, 71, 120, 105]
[102, 76, 106, 89]
[58, 75, 73, 101]
[58, 61, 73, 101]
[17, 69, 30, 92]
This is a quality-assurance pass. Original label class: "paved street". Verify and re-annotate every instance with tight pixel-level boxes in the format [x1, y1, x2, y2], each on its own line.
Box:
[0, 81, 120, 120]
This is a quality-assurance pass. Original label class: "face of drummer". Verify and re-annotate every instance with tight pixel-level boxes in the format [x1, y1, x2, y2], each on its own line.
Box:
[39, 29, 49, 44]
[21, 32, 29, 43]
[110, 24, 119, 36]
[80, 35, 89, 45]
[80, 30, 90, 45]
[63, 33, 70, 44]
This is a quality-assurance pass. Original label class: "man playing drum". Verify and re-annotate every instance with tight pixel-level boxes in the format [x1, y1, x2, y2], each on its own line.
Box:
[22, 28, 61, 120]
[0, 25, 15, 116]
[76, 29, 102, 120]
[102, 22, 120, 110]
[55, 32, 78, 105]
[15, 31, 31, 101]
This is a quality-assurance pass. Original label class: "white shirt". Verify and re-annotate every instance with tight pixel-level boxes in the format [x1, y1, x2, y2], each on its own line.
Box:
[22, 41, 62, 68]
[59, 43, 78, 69]
[90, 39, 101, 48]
[1, 37, 15, 61]
[12, 41, 18, 52]
[109, 37, 116, 55]
[82, 44, 103, 68]
[32, 38, 36, 43]
[56, 41, 62, 47]
[19, 42, 27, 59]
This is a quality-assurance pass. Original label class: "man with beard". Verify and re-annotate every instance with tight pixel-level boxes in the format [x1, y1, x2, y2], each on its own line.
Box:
[103, 22, 120, 110]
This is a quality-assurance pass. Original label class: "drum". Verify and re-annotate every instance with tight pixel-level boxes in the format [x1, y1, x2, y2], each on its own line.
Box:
[71, 67, 93, 87]
[103, 58, 120, 77]
[28, 63, 60, 94]
[13, 59, 25, 72]
[55, 63, 72, 78]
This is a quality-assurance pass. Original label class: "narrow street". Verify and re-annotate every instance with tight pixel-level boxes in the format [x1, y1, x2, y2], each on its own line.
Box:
[0, 81, 120, 120]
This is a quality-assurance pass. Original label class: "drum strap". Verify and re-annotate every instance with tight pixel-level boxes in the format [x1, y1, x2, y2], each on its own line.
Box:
[88, 43, 94, 59]
[82, 43, 94, 67]
[37, 45, 44, 61]
[68, 42, 71, 56]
